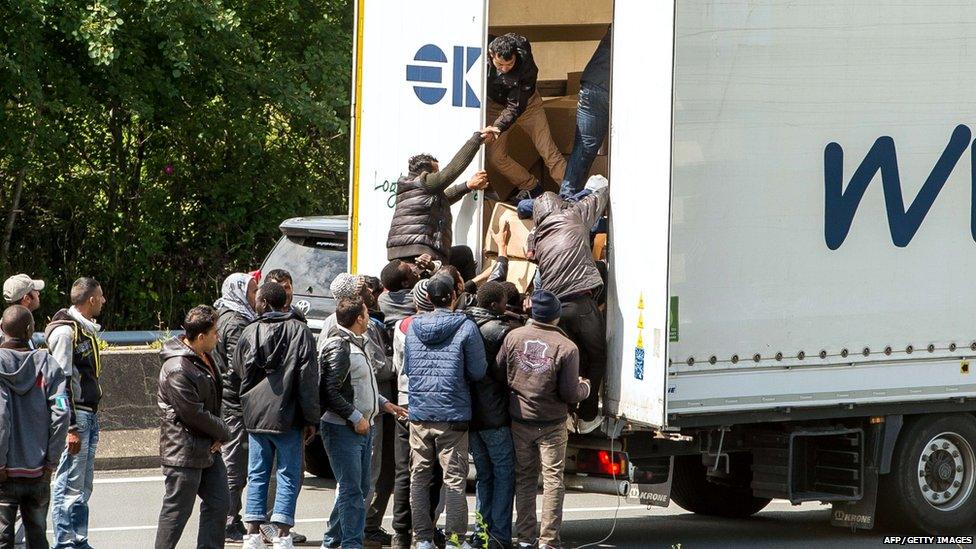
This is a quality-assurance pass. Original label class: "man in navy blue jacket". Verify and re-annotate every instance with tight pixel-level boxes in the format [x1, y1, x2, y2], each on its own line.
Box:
[403, 275, 487, 549]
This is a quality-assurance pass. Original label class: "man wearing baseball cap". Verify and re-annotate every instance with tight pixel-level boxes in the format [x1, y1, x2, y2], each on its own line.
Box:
[3, 274, 44, 312]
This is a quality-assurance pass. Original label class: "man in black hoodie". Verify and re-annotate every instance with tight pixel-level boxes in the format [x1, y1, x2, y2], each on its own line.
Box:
[154, 305, 231, 549]
[466, 282, 518, 549]
[236, 282, 319, 549]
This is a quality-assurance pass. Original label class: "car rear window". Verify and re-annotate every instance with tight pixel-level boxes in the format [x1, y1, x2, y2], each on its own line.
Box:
[262, 236, 347, 297]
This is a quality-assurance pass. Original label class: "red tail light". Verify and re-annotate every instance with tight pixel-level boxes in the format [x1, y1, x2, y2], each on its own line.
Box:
[576, 449, 627, 477]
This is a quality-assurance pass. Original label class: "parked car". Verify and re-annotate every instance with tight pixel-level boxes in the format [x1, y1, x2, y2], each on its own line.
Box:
[260, 214, 349, 477]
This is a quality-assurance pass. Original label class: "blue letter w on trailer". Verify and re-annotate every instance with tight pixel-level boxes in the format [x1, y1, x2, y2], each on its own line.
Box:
[823, 124, 972, 249]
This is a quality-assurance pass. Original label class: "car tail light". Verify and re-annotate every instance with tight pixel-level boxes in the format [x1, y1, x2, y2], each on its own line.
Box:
[576, 449, 627, 477]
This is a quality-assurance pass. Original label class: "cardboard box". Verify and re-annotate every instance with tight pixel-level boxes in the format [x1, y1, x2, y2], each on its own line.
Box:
[484, 202, 534, 259]
[543, 95, 609, 156]
[479, 255, 537, 295]
[566, 71, 583, 95]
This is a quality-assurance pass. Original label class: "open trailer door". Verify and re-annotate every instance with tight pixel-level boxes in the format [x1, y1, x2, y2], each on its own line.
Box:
[604, 2, 675, 429]
[349, 0, 487, 276]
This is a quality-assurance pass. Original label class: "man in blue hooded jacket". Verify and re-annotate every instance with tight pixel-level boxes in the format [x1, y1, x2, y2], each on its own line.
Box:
[403, 275, 487, 549]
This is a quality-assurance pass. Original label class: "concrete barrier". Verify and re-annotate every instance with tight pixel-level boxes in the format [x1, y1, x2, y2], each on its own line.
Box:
[96, 348, 162, 469]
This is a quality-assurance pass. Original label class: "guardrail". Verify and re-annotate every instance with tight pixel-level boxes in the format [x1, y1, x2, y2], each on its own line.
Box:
[30, 330, 184, 347]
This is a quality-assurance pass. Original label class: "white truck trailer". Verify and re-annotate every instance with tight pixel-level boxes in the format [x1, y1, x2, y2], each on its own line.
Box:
[347, 0, 976, 534]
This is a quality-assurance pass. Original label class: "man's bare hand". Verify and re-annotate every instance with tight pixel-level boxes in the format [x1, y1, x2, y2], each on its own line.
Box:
[415, 253, 435, 272]
[67, 430, 81, 455]
[466, 170, 489, 191]
[354, 417, 370, 435]
[383, 402, 408, 420]
[303, 425, 317, 444]
[210, 441, 223, 453]
[493, 221, 511, 254]
[480, 126, 500, 143]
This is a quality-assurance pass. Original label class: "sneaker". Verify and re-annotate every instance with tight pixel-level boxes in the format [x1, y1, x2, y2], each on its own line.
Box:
[291, 531, 308, 544]
[391, 531, 412, 549]
[243, 533, 269, 549]
[364, 527, 393, 547]
[272, 535, 295, 549]
[416, 541, 436, 549]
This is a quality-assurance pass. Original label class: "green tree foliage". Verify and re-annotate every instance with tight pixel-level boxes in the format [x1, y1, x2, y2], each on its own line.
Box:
[0, 0, 352, 329]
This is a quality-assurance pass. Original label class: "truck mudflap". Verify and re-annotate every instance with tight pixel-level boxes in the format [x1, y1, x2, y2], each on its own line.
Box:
[831, 466, 879, 530]
[629, 456, 674, 508]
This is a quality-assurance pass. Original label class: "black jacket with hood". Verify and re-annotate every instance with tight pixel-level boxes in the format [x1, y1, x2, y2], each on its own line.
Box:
[466, 307, 515, 430]
[214, 306, 250, 418]
[236, 310, 320, 434]
[529, 188, 610, 299]
[157, 337, 231, 468]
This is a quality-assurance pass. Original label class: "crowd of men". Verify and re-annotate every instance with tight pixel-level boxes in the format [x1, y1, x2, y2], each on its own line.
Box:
[0, 30, 611, 549]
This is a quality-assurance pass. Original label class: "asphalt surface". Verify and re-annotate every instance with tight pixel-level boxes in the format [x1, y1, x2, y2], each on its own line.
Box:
[46, 468, 917, 548]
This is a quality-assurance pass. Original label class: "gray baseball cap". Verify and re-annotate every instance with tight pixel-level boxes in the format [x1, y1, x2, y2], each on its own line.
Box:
[3, 274, 45, 303]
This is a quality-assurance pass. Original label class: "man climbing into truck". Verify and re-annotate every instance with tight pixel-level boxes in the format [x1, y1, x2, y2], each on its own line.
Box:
[526, 175, 609, 423]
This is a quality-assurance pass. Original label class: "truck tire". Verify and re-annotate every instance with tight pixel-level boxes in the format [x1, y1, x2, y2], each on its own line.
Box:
[671, 453, 771, 518]
[878, 414, 976, 534]
[304, 436, 334, 479]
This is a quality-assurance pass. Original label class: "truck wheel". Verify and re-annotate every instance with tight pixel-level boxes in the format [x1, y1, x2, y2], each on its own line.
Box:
[671, 453, 771, 518]
[304, 436, 334, 479]
[878, 414, 976, 534]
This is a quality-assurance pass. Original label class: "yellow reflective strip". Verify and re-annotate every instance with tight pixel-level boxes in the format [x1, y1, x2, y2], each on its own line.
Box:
[349, 0, 365, 274]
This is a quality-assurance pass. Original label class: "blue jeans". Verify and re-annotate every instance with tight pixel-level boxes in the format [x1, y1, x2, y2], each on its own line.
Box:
[244, 430, 304, 527]
[469, 427, 515, 546]
[52, 409, 99, 549]
[321, 421, 373, 549]
[560, 85, 611, 199]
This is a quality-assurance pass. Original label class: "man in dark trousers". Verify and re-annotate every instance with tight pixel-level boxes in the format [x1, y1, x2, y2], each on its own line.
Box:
[46, 277, 106, 549]
[154, 305, 231, 549]
[466, 281, 518, 549]
[483, 33, 566, 200]
[0, 305, 69, 549]
[386, 131, 492, 263]
[212, 272, 258, 542]
[528, 177, 609, 422]
[498, 290, 590, 549]
[560, 26, 612, 199]
[236, 282, 319, 549]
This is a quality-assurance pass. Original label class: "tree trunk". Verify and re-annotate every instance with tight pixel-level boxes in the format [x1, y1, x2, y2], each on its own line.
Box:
[0, 129, 37, 270]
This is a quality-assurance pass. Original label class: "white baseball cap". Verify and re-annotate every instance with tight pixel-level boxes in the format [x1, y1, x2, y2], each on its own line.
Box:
[3, 274, 45, 304]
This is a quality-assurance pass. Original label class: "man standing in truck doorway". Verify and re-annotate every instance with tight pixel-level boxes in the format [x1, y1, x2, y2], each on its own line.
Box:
[559, 26, 611, 199]
[483, 33, 566, 202]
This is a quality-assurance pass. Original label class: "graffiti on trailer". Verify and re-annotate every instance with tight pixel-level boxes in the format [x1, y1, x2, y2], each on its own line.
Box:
[375, 178, 398, 209]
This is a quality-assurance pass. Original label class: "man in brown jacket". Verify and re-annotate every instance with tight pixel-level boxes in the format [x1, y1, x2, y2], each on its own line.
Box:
[497, 290, 590, 549]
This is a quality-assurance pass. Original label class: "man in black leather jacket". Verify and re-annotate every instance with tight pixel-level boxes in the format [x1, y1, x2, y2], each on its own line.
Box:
[154, 306, 231, 549]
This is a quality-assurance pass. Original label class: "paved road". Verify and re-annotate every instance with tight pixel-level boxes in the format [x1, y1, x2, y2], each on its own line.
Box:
[67, 469, 895, 548]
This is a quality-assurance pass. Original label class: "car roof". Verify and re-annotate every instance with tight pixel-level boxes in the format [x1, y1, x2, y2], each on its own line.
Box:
[278, 215, 349, 237]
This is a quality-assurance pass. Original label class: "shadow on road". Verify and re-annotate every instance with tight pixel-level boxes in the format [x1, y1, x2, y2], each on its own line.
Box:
[561, 509, 892, 548]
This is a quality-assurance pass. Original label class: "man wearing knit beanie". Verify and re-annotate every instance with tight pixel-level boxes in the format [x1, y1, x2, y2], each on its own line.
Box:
[497, 289, 590, 549]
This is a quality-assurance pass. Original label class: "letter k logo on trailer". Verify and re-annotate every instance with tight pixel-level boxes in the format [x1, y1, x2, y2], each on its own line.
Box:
[406, 44, 482, 108]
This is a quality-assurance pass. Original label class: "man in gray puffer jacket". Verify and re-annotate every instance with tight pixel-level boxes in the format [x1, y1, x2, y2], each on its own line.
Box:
[528, 175, 609, 421]
[0, 305, 69, 549]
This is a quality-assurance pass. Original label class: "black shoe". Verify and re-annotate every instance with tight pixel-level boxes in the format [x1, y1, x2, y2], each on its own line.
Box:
[391, 531, 412, 549]
[224, 520, 245, 542]
[434, 528, 447, 549]
[364, 527, 393, 546]
[292, 530, 307, 543]
[260, 522, 307, 544]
